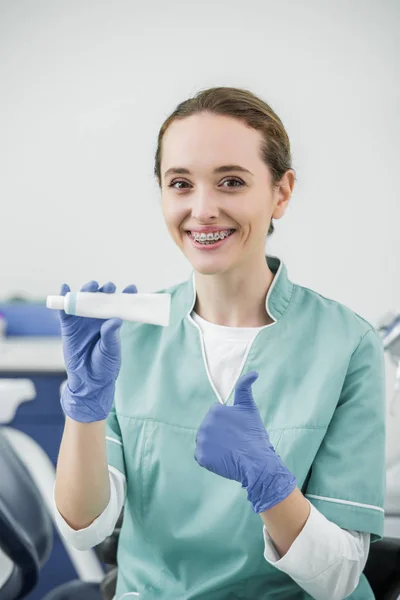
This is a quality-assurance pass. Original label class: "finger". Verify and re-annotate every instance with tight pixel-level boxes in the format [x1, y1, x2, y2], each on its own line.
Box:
[59, 283, 70, 296]
[233, 371, 259, 407]
[123, 284, 137, 294]
[58, 281, 97, 323]
[80, 280, 99, 292]
[100, 318, 123, 353]
[98, 281, 116, 293]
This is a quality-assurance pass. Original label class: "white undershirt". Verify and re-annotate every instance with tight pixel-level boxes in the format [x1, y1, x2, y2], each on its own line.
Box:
[53, 310, 371, 600]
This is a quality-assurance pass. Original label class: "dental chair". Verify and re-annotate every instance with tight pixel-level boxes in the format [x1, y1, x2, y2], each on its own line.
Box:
[0, 429, 104, 600]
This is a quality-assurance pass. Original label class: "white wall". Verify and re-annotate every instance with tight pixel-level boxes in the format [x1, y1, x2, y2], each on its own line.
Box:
[1, 1, 399, 456]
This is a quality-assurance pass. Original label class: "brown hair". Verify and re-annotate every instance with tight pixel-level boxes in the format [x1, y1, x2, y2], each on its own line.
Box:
[154, 87, 295, 236]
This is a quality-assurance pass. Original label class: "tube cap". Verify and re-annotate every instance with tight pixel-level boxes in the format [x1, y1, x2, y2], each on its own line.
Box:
[46, 295, 65, 310]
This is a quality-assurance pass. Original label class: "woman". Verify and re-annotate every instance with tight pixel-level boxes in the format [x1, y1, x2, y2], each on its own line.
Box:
[54, 87, 386, 599]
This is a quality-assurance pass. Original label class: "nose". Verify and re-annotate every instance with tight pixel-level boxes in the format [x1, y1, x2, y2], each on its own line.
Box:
[190, 189, 220, 222]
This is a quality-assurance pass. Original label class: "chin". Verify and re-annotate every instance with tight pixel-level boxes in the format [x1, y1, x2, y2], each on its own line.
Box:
[192, 265, 223, 276]
[188, 255, 233, 276]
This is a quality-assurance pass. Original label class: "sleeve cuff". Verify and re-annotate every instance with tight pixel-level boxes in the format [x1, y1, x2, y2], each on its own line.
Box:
[263, 500, 347, 581]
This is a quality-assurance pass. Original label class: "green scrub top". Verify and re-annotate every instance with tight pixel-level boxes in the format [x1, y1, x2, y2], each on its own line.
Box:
[106, 255, 386, 599]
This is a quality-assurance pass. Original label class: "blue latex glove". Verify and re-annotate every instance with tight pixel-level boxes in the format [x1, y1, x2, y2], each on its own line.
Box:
[195, 371, 297, 513]
[59, 280, 137, 423]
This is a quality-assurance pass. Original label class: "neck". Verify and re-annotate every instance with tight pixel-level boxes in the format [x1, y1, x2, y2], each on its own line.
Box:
[193, 255, 275, 327]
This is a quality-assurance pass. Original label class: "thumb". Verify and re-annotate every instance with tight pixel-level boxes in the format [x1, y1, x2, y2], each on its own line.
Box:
[100, 318, 123, 352]
[233, 371, 259, 407]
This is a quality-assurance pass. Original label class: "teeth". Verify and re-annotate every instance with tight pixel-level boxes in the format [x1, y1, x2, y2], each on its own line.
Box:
[191, 229, 233, 242]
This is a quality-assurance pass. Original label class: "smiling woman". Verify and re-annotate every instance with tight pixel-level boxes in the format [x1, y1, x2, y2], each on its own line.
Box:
[53, 86, 386, 600]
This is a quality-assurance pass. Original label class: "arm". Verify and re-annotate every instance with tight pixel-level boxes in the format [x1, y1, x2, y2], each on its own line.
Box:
[54, 403, 128, 550]
[54, 280, 136, 531]
[260, 486, 310, 556]
[54, 417, 111, 530]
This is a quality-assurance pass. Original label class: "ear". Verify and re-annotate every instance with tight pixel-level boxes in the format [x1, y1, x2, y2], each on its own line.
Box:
[272, 169, 295, 221]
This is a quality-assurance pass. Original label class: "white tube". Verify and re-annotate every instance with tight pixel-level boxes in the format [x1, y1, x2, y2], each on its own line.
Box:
[46, 292, 171, 326]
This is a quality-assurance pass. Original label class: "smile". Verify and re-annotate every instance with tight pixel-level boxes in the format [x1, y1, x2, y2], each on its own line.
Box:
[186, 229, 236, 249]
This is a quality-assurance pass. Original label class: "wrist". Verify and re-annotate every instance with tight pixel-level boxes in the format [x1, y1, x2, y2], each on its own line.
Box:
[61, 380, 116, 423]
[260, 488, 311, 557]
[246, 462, 297, 514]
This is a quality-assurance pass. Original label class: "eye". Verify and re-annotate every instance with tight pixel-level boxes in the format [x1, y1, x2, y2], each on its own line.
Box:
[168, 178, 245, 190]
[221, 178, 244, 188]
[168, 180, 190, 190]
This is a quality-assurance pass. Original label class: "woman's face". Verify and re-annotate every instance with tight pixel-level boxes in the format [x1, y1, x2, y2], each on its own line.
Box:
[160, 112, 293, 275]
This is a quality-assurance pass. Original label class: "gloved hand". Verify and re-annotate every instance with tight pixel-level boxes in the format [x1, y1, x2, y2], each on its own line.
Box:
[59, 280, 137, 423]
[194, 371, 297, 513]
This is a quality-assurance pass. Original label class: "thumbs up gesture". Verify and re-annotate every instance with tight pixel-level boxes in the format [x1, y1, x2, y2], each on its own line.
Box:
[195, 371, 297, 513]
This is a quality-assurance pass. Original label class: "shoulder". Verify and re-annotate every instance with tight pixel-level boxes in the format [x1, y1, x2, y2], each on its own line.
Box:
[292, 282, 380, 349]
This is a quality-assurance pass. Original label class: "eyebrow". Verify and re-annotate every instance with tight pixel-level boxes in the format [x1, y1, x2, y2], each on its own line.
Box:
[163, 165, 254, 178]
